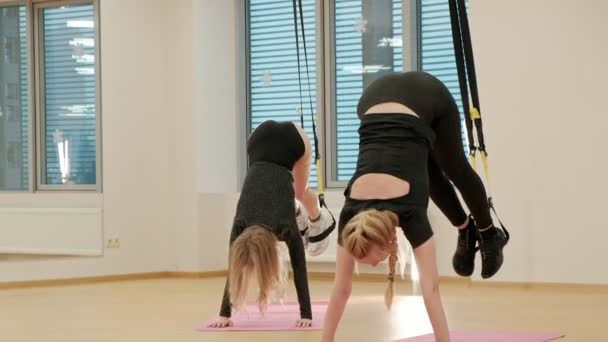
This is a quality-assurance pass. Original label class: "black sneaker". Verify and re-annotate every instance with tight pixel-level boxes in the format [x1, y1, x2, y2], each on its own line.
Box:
[452, 215, 478, 277]
[478, 226, 509, 279]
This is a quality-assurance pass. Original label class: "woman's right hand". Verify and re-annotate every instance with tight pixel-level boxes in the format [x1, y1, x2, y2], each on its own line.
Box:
[320, 247, 355, 342]
[413, 237, 451, 342]
[207, 316, 233, 328]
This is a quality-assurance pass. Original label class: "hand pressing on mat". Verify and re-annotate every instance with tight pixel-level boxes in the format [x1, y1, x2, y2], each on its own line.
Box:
[208, 316, 233, 328]
[296, 318, 312, 328]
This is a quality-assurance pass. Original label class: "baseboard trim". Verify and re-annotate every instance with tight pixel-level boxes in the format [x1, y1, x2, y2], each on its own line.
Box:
[166, 270, 228, 279]
[0, 270, 227, 290]
[0, 272, 170, 290]
[306, 272, 470, 284]
[464, 279, 608, 293]
[2, 270, 607, 293]
[307, 273, 608, 292]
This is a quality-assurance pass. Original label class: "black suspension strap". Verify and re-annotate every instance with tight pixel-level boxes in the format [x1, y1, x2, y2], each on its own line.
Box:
[449, 0, 507, 234]
[455, 0, 486, 153]
[291, 0, 305, 129]
[297, 0, 317, 156]
[449, 0, 490, 183]
[292, 0, 326, 206]
[448, 0, 475, 159]
[292, 0, 335, 243]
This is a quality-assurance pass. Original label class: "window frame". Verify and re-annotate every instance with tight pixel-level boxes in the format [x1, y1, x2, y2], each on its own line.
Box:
[32, 0, 102, 192]
[0, 1, 34, 192]
[0, 1, 26, 9]
[236, 0, 248, 188]
[243, 0, 252, 148]
[0, 0, 102, 193]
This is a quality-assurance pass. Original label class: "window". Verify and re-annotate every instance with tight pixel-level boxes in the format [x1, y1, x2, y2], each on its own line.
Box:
[247, 0, 319, 188]
[0, 5, 29, 191]
[244, 0, 467, 188]
[331, 0, 404, 182]
[0, 0, 100, 192]
[419, 0, 469, 151]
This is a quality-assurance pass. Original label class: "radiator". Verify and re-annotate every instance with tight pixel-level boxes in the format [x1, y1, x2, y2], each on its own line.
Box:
[0, 207, 103, 256]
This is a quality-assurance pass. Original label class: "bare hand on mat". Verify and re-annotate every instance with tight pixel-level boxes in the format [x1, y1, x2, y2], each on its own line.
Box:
[208, 316, 233, 328]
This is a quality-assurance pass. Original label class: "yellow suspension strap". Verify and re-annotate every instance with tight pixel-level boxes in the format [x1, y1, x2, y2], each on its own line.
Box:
[469, 107, 491, 199]
[469, 106, 480, 172]
[471, 106, 488, 187]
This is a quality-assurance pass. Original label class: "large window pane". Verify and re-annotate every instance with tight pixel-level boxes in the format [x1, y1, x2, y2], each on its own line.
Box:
[39, 3, 97, 186]
[420, 0, 468, 151]
[247, 0, 318, 188]
[0, 5, 29, 191]
[332, 0, 403, 182]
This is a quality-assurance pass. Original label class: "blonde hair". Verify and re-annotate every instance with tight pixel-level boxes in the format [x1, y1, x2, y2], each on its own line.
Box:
[341, 209, 399, 309]
[228, 225, 287, 314]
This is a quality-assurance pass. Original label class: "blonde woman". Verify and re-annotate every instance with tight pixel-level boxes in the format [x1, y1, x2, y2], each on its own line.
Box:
[321, 71, 509, 342]
[208, 120, 335, 328]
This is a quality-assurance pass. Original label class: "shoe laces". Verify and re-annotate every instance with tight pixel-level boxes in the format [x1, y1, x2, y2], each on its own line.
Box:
[480, 232, 505, 260]
[458, 227, 477, 251]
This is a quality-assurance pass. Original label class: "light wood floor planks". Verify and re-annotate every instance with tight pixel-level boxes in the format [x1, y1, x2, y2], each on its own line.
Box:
[0, 277, 604, 341]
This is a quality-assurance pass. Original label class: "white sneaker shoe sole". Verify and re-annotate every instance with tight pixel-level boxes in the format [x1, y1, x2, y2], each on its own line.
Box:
[307, 207, 335, 256]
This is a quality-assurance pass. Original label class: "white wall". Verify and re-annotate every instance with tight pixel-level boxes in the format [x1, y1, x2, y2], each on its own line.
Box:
[170, 0, 200, 273]
[195, 0, 242, 194]
[466, 0, 608, 283]
[194, 0, 242, 271]
[171, 0, 242, 272]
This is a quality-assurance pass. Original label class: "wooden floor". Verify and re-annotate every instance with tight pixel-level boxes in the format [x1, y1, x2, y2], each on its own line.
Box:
[0, 276, 604, 341]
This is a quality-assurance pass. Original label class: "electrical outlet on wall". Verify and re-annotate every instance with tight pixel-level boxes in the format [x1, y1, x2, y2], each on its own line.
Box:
[106, 238, 121, 249]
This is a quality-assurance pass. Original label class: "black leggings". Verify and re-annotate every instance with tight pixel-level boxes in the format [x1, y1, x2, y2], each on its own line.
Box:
[247, 120, 305, 170]
[358, 71, 493, 229]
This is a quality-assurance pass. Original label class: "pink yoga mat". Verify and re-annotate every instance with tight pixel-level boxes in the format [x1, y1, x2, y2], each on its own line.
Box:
[199, 301, 327, 331]
[395, 331, 565, 342]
